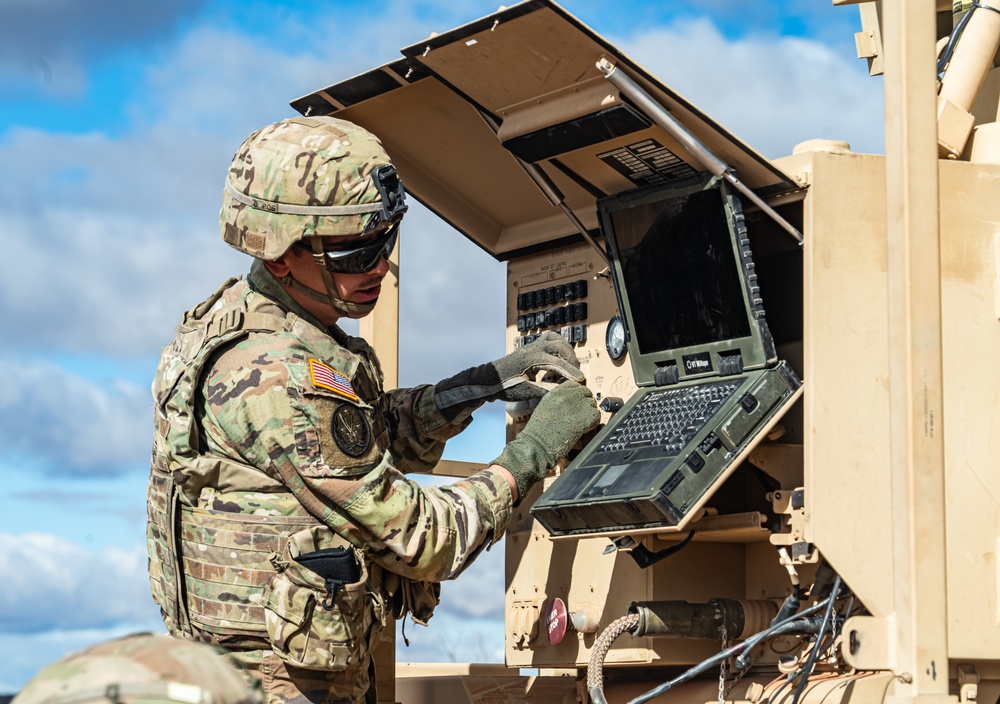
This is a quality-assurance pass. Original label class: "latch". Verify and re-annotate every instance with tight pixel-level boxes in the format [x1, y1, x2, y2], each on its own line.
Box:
[718, 352, 744, 376]
[959, 665, 979, 704]
[769, 488, 817, 563]
[654, 363, 679, 386]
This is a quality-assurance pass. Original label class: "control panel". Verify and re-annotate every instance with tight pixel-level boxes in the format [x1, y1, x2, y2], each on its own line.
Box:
[515, 279, 589, 347]
[506, 241, 635, 427]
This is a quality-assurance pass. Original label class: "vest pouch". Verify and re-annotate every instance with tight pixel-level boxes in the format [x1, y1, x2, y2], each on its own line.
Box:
[379, 568, 441, 627]
[264, 536, 382, 671]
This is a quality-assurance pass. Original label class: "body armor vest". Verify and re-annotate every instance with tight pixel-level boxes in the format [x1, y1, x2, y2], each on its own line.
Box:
[146, 277, 390, 668]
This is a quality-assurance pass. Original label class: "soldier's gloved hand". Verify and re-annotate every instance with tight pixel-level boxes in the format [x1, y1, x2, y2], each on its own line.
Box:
[433, 331, 584, 421]
[490, 380, 601, 501]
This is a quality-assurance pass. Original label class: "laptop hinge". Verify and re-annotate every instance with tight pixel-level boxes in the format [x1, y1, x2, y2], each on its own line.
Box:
[719, 353, 744, 376]
[654, 363, 680, 386]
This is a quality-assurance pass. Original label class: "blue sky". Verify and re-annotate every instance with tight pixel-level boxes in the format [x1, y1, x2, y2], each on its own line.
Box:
[0, 0, 883, 691]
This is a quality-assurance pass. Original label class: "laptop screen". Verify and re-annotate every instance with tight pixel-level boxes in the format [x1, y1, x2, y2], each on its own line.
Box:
[601, 175, 774, 384]
[612, 187, 751, 354]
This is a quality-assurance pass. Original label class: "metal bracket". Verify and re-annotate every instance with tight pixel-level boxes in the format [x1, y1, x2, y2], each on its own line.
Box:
[842, 615, 893, 671]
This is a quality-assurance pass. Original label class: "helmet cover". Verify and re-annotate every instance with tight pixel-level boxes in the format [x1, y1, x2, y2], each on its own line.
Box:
[220, 115, 395, 260]
[12, 634, 261, 704]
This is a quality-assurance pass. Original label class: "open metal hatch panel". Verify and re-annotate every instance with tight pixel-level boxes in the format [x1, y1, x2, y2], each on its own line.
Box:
[290, 0, 798, 260]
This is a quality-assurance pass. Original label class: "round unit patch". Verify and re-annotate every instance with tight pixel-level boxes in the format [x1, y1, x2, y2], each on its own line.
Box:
[331, 403, 372, 458]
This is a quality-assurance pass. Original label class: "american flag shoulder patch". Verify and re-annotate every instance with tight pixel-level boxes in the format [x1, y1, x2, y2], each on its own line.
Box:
[308, 359, 359, 402]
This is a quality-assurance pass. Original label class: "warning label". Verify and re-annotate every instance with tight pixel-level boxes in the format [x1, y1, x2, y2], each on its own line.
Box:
[597, 139, 697, 187]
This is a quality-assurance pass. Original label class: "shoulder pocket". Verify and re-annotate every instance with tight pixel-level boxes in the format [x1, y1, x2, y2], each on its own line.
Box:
[288, 356, 384, 478]
[293, 385, 383, 477]
[318, 396, 384, 477]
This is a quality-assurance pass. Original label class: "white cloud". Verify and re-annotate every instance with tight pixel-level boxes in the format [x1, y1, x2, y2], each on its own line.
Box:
[0, 358, 150, 475]
[397, 611, 506, 665]
[438, 538, 507, 621]
[397, 204, 508, 387]
[0, 532, 159, 690]
[0, 7, 508, 370]
[395, 542, 507, 664]
[136, 27, 342, 138]
[0, 0, 208, 102]
[0, 533, 160, 635]
[616, 18, 884, 159]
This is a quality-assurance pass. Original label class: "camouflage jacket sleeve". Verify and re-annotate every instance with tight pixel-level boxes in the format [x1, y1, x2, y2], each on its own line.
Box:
[199, 336, 512, 583]
[381, 384, 472, 474]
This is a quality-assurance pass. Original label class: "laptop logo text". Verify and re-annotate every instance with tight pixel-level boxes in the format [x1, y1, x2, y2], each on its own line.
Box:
[682, 352, 713, 373]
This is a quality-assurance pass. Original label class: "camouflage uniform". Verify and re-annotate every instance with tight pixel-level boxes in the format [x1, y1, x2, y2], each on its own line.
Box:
[147, 259, 512, 704]
[12, 633, 261, 704]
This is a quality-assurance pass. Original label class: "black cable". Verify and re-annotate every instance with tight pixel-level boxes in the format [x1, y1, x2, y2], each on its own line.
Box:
[938, 2, 980, 80]
[765, 674, 797, 704]
[733, 597, 827, 671]
[788, 576, 842, 704]
[626, 530, 696, 568]
[766, 587, 853, 704]
[627, 599, 833, 704]
[777, 589, 854, 704]
[774, 633, 832, 703]
[810, 590, 855, 664]
[772, 584, 804, 626]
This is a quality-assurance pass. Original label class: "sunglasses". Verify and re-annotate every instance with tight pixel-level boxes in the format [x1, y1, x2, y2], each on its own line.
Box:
[299, 223, 399, 274]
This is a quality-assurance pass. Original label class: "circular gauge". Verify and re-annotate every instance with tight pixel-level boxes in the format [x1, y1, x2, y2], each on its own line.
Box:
[605, 314, 627, 360]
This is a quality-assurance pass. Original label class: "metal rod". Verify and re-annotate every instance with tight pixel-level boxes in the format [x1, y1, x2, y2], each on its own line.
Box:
[478, 110, 609, 264]
[519, 156, 609, 264]
[597, 58, 804, 245]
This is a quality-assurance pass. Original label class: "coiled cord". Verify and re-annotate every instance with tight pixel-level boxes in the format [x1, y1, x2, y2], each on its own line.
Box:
[586, 613, 640, 704]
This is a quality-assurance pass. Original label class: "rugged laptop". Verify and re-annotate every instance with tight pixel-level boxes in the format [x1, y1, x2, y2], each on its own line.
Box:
[531, 173, 801, 537]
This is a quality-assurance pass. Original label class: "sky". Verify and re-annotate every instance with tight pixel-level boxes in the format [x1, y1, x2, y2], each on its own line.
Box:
[0, 0, 883, 692]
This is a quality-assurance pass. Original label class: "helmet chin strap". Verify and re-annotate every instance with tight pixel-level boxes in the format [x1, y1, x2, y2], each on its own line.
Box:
[276, 238, 377, 318]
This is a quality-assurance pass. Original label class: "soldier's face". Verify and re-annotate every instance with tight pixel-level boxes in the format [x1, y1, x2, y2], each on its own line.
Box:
[273, 235, 391, 322]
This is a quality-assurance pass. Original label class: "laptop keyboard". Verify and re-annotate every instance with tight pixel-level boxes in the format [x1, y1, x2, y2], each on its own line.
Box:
[596, 379, 743, 455]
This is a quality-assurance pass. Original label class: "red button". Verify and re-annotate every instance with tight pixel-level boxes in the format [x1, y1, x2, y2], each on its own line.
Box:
[546, 597, 568, 645]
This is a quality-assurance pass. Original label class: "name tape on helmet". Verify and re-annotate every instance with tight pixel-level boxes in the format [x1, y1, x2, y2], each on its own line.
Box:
[224, 179, 383, 217]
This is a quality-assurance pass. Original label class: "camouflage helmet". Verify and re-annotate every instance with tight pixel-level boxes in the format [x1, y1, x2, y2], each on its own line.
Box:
[220, 115, 404, 261]
[12, 634, 262, 704]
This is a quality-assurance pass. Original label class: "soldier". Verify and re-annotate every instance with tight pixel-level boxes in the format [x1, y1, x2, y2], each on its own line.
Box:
[146, 116, 600, 704]
[12, 633, 262, 704]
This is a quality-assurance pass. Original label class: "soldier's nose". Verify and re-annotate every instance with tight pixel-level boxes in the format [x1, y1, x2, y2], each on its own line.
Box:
[370, 256, 390, 276]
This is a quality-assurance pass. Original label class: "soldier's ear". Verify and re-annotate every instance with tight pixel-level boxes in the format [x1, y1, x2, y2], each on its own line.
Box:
[263, 253, 293, 277]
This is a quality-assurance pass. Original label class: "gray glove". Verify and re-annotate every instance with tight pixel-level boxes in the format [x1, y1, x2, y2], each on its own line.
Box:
[433, 331, 584, 422]
[490, 380, 601, 500]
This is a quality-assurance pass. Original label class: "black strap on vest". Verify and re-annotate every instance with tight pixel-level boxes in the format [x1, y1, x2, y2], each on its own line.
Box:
[365, 656, 378, 704]
[165, 474, 191, 634]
